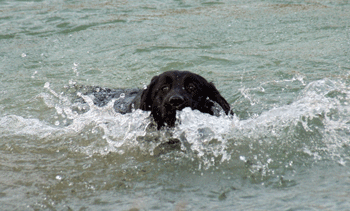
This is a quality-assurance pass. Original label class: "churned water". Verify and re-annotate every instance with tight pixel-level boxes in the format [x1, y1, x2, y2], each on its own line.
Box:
[1, 0, 350, 210]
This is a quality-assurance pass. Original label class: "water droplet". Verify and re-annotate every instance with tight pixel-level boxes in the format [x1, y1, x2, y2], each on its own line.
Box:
[239, 156, 246, 162]
[44, 82, 50, 88]
[69, 80, 76, 85]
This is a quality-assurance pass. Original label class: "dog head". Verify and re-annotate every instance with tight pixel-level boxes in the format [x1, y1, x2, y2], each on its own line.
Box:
[140, 70, 231, 129]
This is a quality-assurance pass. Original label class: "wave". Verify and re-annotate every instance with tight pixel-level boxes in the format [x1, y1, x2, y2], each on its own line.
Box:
[1, 78, 349, 176]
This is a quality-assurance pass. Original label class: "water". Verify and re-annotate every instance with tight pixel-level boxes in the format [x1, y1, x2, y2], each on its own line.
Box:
[1, 0, 350, 210]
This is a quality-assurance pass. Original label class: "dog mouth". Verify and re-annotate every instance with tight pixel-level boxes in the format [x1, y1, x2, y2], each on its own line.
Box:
[173, 104, 186, 110]
[158, 103, 188, 127]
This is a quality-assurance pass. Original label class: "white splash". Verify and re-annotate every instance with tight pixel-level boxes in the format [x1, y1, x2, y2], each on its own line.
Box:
[1, 78, 349, 168]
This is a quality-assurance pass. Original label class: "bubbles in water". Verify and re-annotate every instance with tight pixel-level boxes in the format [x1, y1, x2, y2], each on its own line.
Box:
[72, 62, 79, 76]
[68, 80, 76, 85]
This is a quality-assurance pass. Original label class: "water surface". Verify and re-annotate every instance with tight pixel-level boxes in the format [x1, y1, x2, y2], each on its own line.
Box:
[1, 0, 350, 210]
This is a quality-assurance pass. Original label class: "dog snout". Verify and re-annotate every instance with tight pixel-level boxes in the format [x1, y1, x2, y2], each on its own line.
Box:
[169, 95, 184, 107]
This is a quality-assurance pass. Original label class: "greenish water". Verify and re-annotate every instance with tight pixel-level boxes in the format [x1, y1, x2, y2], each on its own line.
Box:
[1, 0, 350, 210]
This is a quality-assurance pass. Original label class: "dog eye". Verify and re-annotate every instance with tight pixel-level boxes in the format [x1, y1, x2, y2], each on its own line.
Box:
[187, 83, 196, 92]
[161, 86, 170, 92]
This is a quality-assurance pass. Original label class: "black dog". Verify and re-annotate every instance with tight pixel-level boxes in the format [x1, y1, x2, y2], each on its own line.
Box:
[133, 70, 231, 129]
[83, 70, 232, 129]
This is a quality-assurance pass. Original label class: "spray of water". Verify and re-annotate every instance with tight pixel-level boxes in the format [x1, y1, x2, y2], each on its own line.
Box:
[1, 78, 349, 174]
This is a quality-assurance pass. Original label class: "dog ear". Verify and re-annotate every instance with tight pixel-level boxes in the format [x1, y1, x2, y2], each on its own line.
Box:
[206, 82, 232, 115]
[139, 76, 159, 111]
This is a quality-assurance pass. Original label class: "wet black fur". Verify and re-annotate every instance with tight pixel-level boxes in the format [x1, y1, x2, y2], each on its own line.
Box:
[136, 70, 231, 129]
[83, 70, 231, 129]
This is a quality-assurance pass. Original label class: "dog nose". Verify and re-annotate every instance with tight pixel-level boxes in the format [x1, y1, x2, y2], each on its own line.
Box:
[169, 95, 184, 107]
